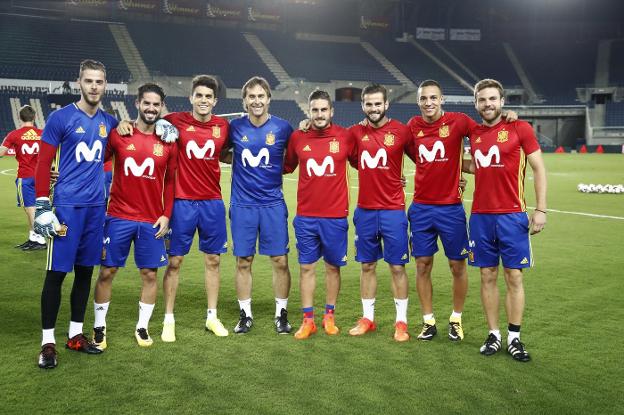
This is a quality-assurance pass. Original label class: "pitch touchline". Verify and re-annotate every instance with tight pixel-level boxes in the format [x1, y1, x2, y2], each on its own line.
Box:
[1, 169, 16, 176]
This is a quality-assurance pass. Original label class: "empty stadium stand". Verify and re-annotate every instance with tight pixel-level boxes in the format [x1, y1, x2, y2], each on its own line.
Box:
[605, 101, 624, 126]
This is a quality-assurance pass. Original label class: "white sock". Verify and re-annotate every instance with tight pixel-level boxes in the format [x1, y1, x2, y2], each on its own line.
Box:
[423, 313, 435, 323]
[489, 329, 502, 341]
[163, 313, 175, 324]
[136, 302, 155, 330]
[42, 328, 55, 346]
[93, 301, 110, 328]
[394, 298, 408, 323]
[29, 230, 38, 242]
[450, 310, 462, 320]
[508, 330, 520, 345]
[207, 308, 217, 320]
[238, 298, 252, 318]
[68, 321, 83, 339]
[275, 298, 288, 317]
[362, 298, 375, 321]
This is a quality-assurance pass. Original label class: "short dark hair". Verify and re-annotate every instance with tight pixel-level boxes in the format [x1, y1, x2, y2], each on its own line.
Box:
[474, 78, 504, 100]
[19, 105, 36, 122]
[418, 79, 443, 94]
[191, 75, 219, 95]
[361, 83, 387, 101]
[242, 76, 272, 99]
[308, 90, 332, 107]
[137, 83, 165, 102]
[78, 59, 106, 79]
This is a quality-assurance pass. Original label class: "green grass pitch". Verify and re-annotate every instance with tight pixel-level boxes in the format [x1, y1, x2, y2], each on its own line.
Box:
[0, 153, 622, 414]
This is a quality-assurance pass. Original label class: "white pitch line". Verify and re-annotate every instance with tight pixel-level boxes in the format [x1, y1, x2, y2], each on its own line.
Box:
[1, 168, 16, 176]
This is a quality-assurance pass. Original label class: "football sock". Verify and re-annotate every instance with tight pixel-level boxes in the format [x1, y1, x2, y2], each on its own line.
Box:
[394, 298, 408, 323]
[275, 297, 288, 318]
[70, 265, 94, 323]
[423, 313, 435, 323]
[42, 328, 55, 346]
[450, 310, 462, 320]
[238, 298, 252, 318]
[93, 301, 110, 328]
[324, 304, 335, 315]
[136, 302, 155, 330]
[362, 298, 375, 321]
[508, 323, 521, 344]
[163, 313, 175, 324]
[68, 321, 83, 339]
[207, 308, 217, 320]
[41, 271, 67, 329]
[302, 307, 314, 319]
[489, 329, 502, 340]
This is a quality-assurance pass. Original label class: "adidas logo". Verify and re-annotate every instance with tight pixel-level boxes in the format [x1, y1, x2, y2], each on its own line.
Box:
[160, 255, 166, 262]
[361, 135, 369, 141]
[75, 126, 86, 134]
[186, 126, 195, 132]
[341, 255, 347, 262]
[96, 306, 105, 311]
[520, 257, 529, 265]
[417, 130, 424, 137]
[223, 242, 228, 248]
[401, 253, 408, 260]
[22, 129, 40, 140]
[126, 143, 136, 151]
[460, 248, 468, 255]
[242, 136, 249, 142]
[303, 145, 311, 151]
[475, 137, 482, 143]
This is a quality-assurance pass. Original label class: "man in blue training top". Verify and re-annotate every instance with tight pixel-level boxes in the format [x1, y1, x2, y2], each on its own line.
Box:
[222, 76, 294, 334]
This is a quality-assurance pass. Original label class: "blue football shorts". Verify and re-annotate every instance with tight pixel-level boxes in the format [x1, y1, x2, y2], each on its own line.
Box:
[16, 177, 35, 208]
[229, 202, 289, 257]
[168, 199, 227, 256]
[101, 216, 168, 269]
[353, 207, 409, 265]
[293, 216, 348, 267]
[468, 212, 532, 269]
[408, 202, 469, 260]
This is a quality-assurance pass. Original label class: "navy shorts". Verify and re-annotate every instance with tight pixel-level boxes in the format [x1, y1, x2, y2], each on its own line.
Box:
[408, 203, 469, 260]
[468, 212, 532, 269]
[16, 177, 35, 207]
[101, 216, 168, 269]
[230, 202, 289, 257]
[168, 199, 227, 256]
[353, 207, 409, 265]
[46, 205, 106, 273]
[293, 216, 348, 267]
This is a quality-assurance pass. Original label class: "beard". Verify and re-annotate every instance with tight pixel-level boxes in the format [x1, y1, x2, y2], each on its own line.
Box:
[80, 89, 101, 107]
[480, 106, 502, 123]
[139, 111, 159, 125]
[365, 110, 386, 126]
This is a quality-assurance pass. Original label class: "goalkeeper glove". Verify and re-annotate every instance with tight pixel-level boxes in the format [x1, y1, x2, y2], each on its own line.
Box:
[155, 119, 179, 143]
[34, 197, 61, 238]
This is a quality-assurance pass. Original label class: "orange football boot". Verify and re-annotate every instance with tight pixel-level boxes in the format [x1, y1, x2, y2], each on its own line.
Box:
[294, 318, 317, 340]
[394, 321, 410, 342]
[322, 313, 340, 335]
[348, 317, 377, 336]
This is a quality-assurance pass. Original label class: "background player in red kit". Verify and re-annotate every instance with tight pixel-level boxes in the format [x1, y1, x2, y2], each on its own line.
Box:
[92, 83, 177, 348]
[346, 84, 412, 342]
[467, 79, 546, 362]
[407, 80, 516, 342]
[284, 90, 357, 340]
[0, 105, 46, 250]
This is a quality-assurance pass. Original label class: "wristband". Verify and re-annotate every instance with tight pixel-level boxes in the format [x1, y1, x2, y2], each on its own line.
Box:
[535, 209, 547, 214]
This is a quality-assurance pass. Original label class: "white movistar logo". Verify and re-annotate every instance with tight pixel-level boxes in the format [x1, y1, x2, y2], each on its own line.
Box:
[306, 156, 334, 177]
[21, 142, 39, 155]
[75, 140, 103, 162]
[186, 140, 215, 159]
[241, 148, 270, 167]
[103, 237, 110, 244]
[474, 146, 501, 168]
[124, 157, 155, 177]
[418, 141, 445, 163]
[360, 149, 387, 169]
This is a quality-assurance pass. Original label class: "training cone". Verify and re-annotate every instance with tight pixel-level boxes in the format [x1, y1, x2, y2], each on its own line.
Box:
[579, 145, 588, 153]
[555, 146, 565, 153]
[596, 145, 604, 154]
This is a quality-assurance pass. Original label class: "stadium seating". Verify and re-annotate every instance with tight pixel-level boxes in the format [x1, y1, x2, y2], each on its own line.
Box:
[126, 23, 278, 88]
[0, 15, 130, 83]
[605, 101, 624, 126]
[258, 33, 399, 85]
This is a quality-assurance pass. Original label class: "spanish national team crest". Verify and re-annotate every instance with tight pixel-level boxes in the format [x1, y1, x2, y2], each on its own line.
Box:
[212, 126, 221, 138]
[99, 123, 107, 138]
[384, 133, 395, 146]
[497, 130, 509, 143]
[329, 140, 340, 153]
[439, 125, 449, 138]
[153, 143, 164, 157]
[265, 132, 275, 145]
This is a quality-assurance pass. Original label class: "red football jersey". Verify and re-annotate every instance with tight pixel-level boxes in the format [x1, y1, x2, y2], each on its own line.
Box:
[406, 112, 476, 205]
[164, 112, 229, 200]
[106, 129, 177, 223]
[469, 120, 540, 213]
[349, 119, 410, 210]
[104, 160, 113, 172]
[1, 126, 42, 178]
[284, 124, 357, 218]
